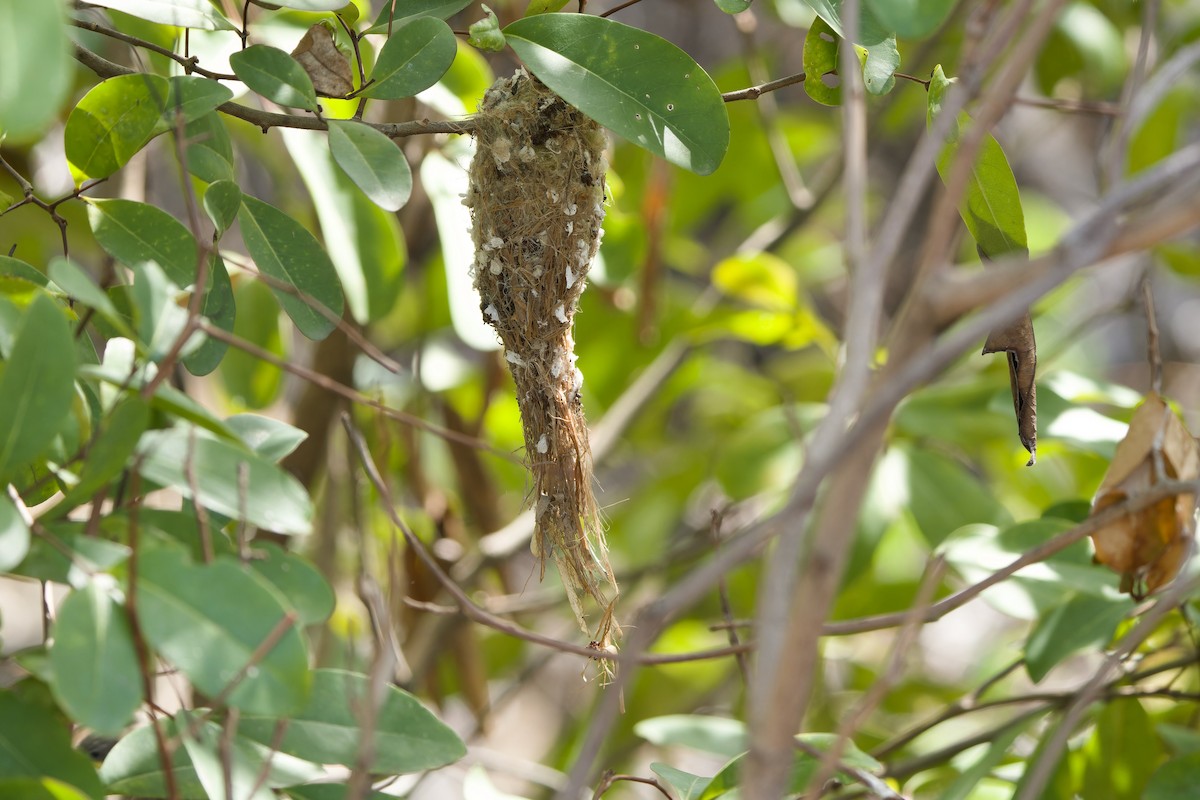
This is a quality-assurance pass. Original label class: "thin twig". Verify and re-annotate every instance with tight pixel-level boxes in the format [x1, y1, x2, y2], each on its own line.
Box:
[1142, 273, 1163, 394]
[590, 770, 673, 799]
[722, 71, 807, 103]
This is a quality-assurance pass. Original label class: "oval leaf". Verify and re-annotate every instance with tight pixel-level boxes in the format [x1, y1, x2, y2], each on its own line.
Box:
[87, 198, 198, 287]
[0, 492, 30, 573]
[0, 0, 72, 143]
[51, 396, 149, 516]
[0, 295, 76, 482]
[327, 120, 412, 211]
[367, 0, 473, 33]
[363, 16, 458, 100]
[65, 74, 171, 181]
[1024, 592, 1132, 683]
[246, 542, 334, 626]
[136, 425, 314, 535]
[802, 16, 843, 107]
[239, 668, 466, 773]
[865, 0, 955, 39]
[0, 691, 107, 799]
[503, 14, 730, 175]
[135, 546, 312, 714]
[230, 45, 318, 111]
[164, 75, 234, 126]
[77, 0, 234, 30]
[185, 112, 235, 183]
[49, 582, 143, 735]
[238, 195, 345, 339]
[203, 180, 242, 235]
[181, 255, 235, 376]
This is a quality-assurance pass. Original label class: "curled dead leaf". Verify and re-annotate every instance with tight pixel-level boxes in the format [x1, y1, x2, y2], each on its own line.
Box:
[1089, 393, 1199, 599]
[291, 23, 354, 99]
[982, 312, 1037, 466]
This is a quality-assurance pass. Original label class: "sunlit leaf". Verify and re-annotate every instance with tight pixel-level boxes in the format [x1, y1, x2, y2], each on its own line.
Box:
[327, 120, 412, 211]
[65, 74, 171, 182]
[365, 0, 473, 34]
[800, 0, 899, 94]
[78, 0, 234, 30]
[1024, 592, 1131, 682]
[363, 17, 458, 99]
[230, 45, 318, 111]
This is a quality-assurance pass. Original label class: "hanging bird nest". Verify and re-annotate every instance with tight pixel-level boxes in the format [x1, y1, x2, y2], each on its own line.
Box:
[464, 70, 619, 643]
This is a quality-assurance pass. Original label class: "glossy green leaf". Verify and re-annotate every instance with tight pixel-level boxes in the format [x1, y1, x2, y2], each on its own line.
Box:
[238, 195, 344, 340]
[283, 127, 407, 324]
[239, 668, 466, 773]
[136, 425, 314, 535]
[366, 0, 473, 33]
[327, 120, 412, 211]
[48, 583, 142, 736]
[1128, 84, 1196, 175]
[218, 279, 286, 408]
[0, 691, 106, 799]
[184, 112, 235, 183]
[202, 180, 242, 235]
[928, 65, 1028, 259]
[178, 711, 276, 800]
[181, 255, 235, 376]
[635, 715, 746, 758]
[135, 546, 312, 714]
[246, 542, 335, 625]
[0, 256, 50, 288]
[504, 14, 730, 175]
[802, 16, 843, 106]
[0, 0, 73, 143]
[162, 76, 233, 127]
[230, 45, 318, 111]
[13, 526, 130, 587]
[51, 397, 149, 515]
[47, 259, 131, 338]
[865, 0, 955, 39]
[79, 0, 234, 30]
[651, 763, 710, 800]
[0, 295, 76, 482]
[1025, 592, 1131, 683]
[468, 5, 506, 51]
[525, 0, 570, 14]
[363, 17, 458, 99]
[0, 492, 30, 573]
[100, 716, 321, 798]
[1081, 699, 1160, 800]
[715, 0, 752, 12]
[131, 259, 194, 363]
[1146, 753, 1200, 800]
[64, 74, 171, 182]
[801, 0, 899, 94]
[0, 778, 94, 800]
[226, 414, 308, 462]
[88, 199, 197, 287]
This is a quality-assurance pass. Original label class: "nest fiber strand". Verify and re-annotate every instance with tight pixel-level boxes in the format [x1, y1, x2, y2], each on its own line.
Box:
[466, 71, 618, 637]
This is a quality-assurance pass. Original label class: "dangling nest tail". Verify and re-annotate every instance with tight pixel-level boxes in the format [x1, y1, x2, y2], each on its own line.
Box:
[464, 71, 619, 641]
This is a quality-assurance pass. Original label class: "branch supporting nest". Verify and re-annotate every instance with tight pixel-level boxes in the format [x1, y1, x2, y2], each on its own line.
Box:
[466, 71, 618, 641]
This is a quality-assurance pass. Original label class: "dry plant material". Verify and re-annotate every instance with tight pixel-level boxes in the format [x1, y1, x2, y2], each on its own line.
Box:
[1090, 393, 1199, 599]
[465, 70, 619, 641]
[291, 24, 353, 98]
[982, 312, 1037, 465]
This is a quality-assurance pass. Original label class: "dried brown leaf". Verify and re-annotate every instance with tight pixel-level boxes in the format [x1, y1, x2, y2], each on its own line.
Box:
[291, 24, 354, 99]
[1089, 393, 1199, 598]
[982, 312, 1037, 465]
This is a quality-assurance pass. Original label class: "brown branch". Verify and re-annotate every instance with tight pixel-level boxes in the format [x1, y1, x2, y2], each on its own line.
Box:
[72, 19, 237, 80]
[590, 771, 673, 799]
[722, 71, 807, 102]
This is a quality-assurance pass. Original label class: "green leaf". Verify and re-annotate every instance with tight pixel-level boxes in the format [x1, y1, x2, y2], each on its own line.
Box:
[162, 76, 234, 126]
[0, 779, 93, 800]
[286, 786, 396, 800]
[184, 112, 235, 183]
[366, 0, 473, 33]
[181, 255, 235, 376]
[635, 715, 746, 758]
[468, 5, 506, 51]
[327, 120, 412, 211]
[268, 0, 348, 9]
[12, 526, 130, 587]
[1082, 699, 1161, 800]
[0, 295, 76, 482]
[230, 45, 318, 111]
[65, 74, 171, 182]
[202, 180, 242, 235]
[902, 445, 1012, 546]
[0, 256, 50, 288]
[801, 0, 899, 94]
[226, 414, 308, 462]
[927, 65, 1028, 258]
[217, 280, 286, 408]
[0, 492, 30, 572]
[865, 0, 955, 39]
[238, 195, 344, 340]
[936, 717, 1033, 800]
[131, 260, 195, 363]
[525, 0, 570, 14]
[700, 734, 883, 800]
[136, 425, 314, 535]
[79, 0, 234, 30]
[363, 17, 458, 99]
[1025, 592, 1131, 683]
[87, 199, 198, 287]
[1147, 753, 1200, 800]
[100, 716, 321, 798]
[802, 16, 843, 106]
[711, 252, 799, 312]
[0, 691, 106, 799]
[714, 0, 752, 12]
[135, 546, 312, 714]
[246, 542, 335, 626]
[0, 0, 73, 143]
[282, 128, 407, 323]
[51, 397, 149, 516]
[239, 668, 466, 773]
[504, 14, 730, 175]
[47, 259, 131, 338]
[650, 763, 710, 800]
[48, 582, 143, 736]
[178, 711, 276, 800]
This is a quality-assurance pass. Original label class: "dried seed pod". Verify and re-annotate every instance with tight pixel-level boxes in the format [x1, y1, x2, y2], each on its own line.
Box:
[465, 70, 618, 638]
